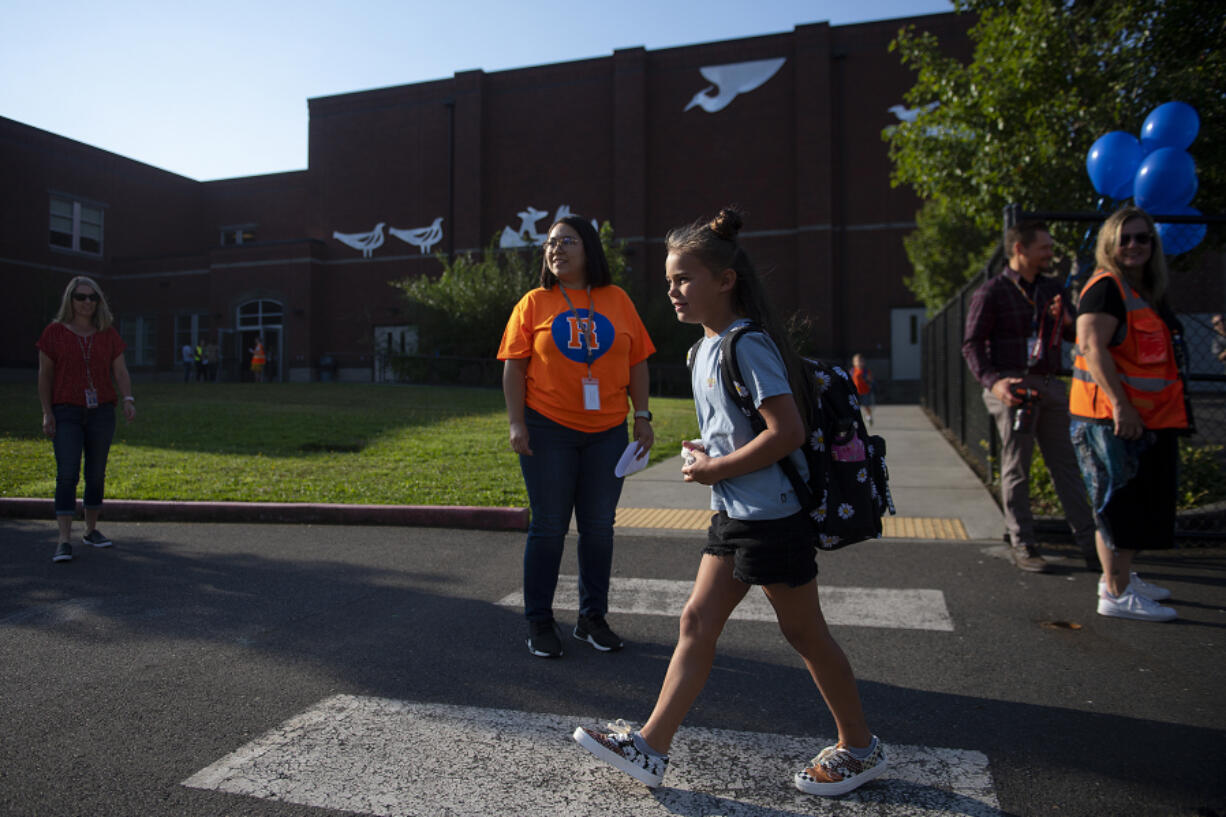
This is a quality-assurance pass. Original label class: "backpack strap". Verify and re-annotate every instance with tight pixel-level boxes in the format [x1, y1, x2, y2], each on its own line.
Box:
[717, 324, 817, 511]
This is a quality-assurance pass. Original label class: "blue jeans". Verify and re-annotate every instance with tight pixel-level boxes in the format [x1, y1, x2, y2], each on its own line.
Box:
[519, 407, 627, 622]
[52, 403, 116, 515]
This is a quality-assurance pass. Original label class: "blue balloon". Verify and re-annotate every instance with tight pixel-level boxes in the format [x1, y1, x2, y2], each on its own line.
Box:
[1086, 131, 1142, 199]
[1154, 206, 1206, 257]
[1141, 102, 1200, 153]
[1133, 147, 1197, 212]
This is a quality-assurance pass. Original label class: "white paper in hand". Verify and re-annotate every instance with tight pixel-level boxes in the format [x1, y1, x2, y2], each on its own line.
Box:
[614, 441, 650, 478]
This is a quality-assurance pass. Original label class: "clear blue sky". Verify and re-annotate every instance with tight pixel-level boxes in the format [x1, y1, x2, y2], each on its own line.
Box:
[2, 0, 954, 181]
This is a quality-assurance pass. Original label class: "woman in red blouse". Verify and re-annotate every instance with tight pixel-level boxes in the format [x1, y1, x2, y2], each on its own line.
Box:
[36, 276, 136, 563]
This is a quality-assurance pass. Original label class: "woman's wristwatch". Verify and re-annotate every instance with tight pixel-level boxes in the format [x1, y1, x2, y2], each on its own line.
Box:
[634, 410, 652, 422]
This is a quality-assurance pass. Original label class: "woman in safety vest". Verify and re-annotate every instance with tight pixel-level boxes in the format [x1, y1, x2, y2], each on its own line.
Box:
[249, 337, 266, 383]
[1069, 206, 1188, 622]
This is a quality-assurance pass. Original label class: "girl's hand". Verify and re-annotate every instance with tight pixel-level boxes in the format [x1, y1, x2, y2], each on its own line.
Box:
[42, 413, 55, 437]
[681, 442, 716, 484]
[508, 421, 533, 456]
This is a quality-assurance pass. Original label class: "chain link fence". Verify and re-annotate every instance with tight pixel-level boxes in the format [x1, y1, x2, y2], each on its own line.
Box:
[922, 206, 1226, 545]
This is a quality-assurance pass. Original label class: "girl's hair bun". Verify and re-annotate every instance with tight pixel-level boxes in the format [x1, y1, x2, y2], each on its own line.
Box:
[709, 208, 743, 241]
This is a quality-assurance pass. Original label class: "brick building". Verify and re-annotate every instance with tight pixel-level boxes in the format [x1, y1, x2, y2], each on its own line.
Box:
[1, 13, 970, 386]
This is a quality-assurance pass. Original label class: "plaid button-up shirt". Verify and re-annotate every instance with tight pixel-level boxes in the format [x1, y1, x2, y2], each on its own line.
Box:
[961, 268, 1074, 389]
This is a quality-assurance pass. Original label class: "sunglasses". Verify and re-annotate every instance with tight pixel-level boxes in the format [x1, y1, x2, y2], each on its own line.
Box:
[73, 293, 101, 302]
[542, 236, 580, 250]
[1119, 231, 1152, 247]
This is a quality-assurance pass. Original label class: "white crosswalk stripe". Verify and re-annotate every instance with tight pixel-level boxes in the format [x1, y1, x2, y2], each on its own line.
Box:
[497, 575, 954, 631]
[184, 695, 1001, 816]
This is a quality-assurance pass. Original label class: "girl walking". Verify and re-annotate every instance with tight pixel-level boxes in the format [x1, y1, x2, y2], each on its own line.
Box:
[573, 209, 886, 796]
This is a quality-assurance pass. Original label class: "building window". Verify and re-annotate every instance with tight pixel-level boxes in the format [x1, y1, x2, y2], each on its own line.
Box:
[118, 316, 156, 367]
[50, 196, 104, 254]
[175, 313, 211, 351]
[237, 299, 283, 329]
[220, 225, 256, 246]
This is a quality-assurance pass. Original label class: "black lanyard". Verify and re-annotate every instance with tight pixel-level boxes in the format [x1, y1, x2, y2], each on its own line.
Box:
[559, 285, 595, 375]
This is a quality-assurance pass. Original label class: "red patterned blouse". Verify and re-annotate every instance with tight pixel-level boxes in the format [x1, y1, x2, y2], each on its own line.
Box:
[36, 322, 127, 406]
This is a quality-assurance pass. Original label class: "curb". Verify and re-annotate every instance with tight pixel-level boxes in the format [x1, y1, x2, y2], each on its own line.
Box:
[0, 497, 529, 531]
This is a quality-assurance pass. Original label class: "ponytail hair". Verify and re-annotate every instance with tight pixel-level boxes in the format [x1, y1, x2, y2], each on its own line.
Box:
[666, 207, 817, 431]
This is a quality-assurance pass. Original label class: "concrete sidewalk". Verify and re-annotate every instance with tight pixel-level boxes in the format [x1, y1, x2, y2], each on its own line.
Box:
[614, 404, 1004, 541]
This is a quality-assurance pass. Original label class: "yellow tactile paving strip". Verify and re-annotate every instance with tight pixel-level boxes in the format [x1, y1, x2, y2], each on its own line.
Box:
[614, 508, 968, 540]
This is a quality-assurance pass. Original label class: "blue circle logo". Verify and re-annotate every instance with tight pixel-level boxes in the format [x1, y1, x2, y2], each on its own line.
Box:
[551, 309, 614, 364]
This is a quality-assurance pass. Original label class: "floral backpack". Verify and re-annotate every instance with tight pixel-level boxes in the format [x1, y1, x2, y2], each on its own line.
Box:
[688, 323, 895, 549]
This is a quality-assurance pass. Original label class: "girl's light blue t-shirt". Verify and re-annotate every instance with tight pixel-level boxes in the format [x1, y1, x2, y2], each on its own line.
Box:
[691, 320, 809, 520]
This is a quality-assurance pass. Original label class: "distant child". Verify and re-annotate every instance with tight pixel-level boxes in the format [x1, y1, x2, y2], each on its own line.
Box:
[851, 354, 874, 426]
[572, 208, 887, 797]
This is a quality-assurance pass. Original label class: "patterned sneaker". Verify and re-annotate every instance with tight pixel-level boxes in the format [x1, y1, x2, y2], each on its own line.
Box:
[82, 529, 113, 548]
[573, 720, 668, 787]
[527, 619, 563, 658]
[574, 614, 624, 652]
[52, 542, 73, 563]
[794, 737, 888, 796]
[1097, 587, 1176, 621]
[1098, 573, 1171, 602]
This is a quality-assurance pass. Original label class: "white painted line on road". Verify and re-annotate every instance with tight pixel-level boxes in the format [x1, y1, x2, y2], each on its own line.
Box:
[497, 576, 954, 632]
[184, 695, 1001, 816]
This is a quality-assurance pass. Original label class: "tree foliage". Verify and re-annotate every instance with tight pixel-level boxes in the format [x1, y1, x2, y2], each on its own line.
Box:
[885, 0, 1226, 310]
[391, 222, 628, 357]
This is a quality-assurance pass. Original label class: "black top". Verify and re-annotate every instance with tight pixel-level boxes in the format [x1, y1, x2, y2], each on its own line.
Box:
[1077, 276, 1181, 346]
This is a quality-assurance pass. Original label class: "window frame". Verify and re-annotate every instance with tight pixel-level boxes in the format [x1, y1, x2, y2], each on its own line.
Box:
[49, 193, 105, 255]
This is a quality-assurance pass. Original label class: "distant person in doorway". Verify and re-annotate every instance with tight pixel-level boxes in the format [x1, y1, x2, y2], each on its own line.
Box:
[498, 215, 655, 658]
[204, 338, 220, 382]
[1070, 206, 1187, 622]
[37, 275, 136, 563]
[961, 220, 1097, 573]
[181, 342, 194, 383]
[850, 354, 875, 426]
[249, 336, 266, 382]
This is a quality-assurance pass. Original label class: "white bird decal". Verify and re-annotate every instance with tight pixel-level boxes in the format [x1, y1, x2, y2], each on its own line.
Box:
[685, 57, 786, 113]
[333, 223, 385, 258]
[389, 217, 444, 255]
[499, 205, 550, 248]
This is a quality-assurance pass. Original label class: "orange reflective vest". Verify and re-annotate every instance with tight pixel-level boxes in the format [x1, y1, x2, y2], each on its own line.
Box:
[1069, 270, 1187, 429]
[252, 342, 266, 367]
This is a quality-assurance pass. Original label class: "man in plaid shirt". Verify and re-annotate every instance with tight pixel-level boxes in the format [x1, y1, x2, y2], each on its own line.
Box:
[962, 221, 1095, 573]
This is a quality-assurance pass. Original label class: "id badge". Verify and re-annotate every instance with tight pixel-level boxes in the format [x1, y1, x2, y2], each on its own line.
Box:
[84, 388, 98, 409]
[1026, 333, 1042, 366]
[582, 377, 601, 411]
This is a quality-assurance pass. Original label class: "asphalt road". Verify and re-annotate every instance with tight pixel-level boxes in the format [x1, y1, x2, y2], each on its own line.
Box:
[2, 519, 1224, 816]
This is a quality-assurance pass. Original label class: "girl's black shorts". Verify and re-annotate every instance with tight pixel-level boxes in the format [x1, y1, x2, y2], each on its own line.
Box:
[703, 510, 819, 587]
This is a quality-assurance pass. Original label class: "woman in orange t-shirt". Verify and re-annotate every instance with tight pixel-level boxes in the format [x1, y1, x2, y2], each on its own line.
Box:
[498, 215, 655, 658]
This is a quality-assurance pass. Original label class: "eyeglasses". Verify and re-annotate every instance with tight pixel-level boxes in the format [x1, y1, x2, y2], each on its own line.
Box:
[72, 293, 101, 302]
[542, 236, 580, 250]
[1119, 231, 1152, 247]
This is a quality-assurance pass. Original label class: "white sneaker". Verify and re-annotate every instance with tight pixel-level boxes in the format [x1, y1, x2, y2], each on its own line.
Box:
[573, 720, 668, 787]
[1097, 586, 1177, 622]
[1097, 572, 1172, 602]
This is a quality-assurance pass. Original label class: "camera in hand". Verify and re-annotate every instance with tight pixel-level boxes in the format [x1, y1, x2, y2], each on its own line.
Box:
[1009, 385, 1040, 433]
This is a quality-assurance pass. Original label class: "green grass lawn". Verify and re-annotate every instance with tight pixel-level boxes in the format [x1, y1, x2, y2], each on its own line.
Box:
[0, 383, 699, 506]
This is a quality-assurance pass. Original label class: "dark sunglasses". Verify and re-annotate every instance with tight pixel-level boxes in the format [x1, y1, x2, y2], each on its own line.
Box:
[72, 293, 101, 302]
[1119, 231, 1152, 247]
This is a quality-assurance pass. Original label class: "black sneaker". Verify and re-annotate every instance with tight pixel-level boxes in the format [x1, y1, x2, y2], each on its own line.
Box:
[527, 619, 563, 658]
[82, 529, 113, 548]
[574, 614, 624, 652]
[53, 542, 73, 563]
